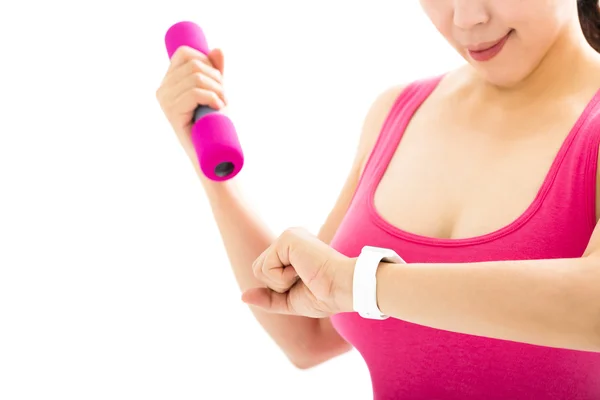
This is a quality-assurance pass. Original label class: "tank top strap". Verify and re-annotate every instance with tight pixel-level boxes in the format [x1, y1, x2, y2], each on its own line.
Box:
[357, 75, 444, 193]
[545, 90, 600, 231]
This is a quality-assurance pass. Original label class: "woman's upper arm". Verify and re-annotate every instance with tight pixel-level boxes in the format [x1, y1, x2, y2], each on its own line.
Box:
[317, 84, 406, 244]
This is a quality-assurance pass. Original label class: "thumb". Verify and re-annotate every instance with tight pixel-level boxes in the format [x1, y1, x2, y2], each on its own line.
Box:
[241, 288, 293, 314]
[208, 48, 225, 76]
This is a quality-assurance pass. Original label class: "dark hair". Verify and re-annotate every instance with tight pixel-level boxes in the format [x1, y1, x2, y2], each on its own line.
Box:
[578, 0, 600, 52]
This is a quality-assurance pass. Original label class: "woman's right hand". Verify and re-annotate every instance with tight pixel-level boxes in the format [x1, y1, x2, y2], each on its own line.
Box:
[155, 46, 227, 169]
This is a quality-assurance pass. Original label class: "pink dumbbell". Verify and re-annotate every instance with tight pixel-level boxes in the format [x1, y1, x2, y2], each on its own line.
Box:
[165, 21, 244, 181]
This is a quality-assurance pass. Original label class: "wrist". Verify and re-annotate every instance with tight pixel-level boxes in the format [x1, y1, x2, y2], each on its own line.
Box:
[375, 261, 395, 317]
[334, 256, 357, 314]
[197, 168, 238, 195]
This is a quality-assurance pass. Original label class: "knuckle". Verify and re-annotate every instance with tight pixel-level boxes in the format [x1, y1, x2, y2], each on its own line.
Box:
[260, 251, 272, 273]
[283, 226, 304, 240]
[213, 68, 223, 81]
[252, 257, 263, 276]
[209, 91, 220, 103]
[207, 92, 221, 108]
[191, 88, 210, 107]
[173, 46, 193, 62]
[189, 59, 205, 72]
[282, 227, 297, 238]
[193, 72, 204, 87]
[252, 262, 261, 278]
[272, 286, 287, 294]
[190, 87, 202, 100]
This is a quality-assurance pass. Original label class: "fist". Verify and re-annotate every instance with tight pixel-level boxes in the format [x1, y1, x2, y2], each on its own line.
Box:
[243, 227, 356, 318]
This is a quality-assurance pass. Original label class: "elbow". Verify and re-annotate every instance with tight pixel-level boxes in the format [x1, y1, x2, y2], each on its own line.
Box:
[282, 319, 353, 369]
[286, 339, 353, 370]
[284, 344, 320, 369]
[288, 356, 321, 370]
[284, 347, 323, 370]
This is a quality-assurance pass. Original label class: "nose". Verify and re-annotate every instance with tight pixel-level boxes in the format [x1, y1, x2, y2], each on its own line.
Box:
[453, 0, 489, 29]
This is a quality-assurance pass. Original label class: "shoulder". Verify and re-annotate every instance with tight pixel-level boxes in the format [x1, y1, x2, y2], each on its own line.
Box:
[355, 84, 409, 173]
[355, 74, 445, 173]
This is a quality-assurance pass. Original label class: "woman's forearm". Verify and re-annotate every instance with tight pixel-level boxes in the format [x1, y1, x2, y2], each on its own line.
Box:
[200, 175, 348, 367]
[375, 256, 600, 352]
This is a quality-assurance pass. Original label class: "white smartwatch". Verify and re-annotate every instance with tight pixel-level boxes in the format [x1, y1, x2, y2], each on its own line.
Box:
[353, 245, 404, 320]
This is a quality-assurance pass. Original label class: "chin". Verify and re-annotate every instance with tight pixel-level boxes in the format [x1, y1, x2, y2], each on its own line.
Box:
[478, 70, 525, 89]
[456, 39, 543, 90]
[469, 62, 536, 90]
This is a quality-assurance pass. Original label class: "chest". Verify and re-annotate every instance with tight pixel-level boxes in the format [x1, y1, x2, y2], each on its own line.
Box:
[372, 102, 596, 240]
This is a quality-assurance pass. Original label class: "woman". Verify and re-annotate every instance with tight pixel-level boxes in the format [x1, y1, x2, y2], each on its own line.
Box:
[156, 1, 600, 399]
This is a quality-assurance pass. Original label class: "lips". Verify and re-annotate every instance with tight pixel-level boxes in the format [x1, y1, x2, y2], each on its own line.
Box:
[467, 31, 512, 52]
[465, 30, 513, 62]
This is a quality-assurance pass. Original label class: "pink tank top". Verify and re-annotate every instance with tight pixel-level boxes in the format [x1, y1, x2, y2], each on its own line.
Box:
[329, 75, 600, 400]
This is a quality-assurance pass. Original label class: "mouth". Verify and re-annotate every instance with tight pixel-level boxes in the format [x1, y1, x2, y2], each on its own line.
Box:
[466, 30, 513, 62]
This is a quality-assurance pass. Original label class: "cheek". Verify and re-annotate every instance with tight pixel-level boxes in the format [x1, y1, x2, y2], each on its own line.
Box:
[480, 26, 557, 86]
[492, 1, 565, 63]
[505, 1, 566, 48]
[510, 16, 562, 61]
[420, 0, 453, 37]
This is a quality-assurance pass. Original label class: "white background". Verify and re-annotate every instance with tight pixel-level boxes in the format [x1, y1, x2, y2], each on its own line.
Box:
[0, 1, 463, 399]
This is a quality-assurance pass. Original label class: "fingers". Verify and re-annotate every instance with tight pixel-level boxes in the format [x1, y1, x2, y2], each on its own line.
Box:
[163, 58, 225, 102]
[166, 47, 223, 87]
[241, 287, 293, 314]
[156, 46, 227, 132]
[158, 75, 225, 116]
[167, 46, 213, 73]
[251, 226, 337, 298]
[277, 227, 331, 284]
[172, 88, 225, 115]
[242, 283, 330, 318]
[251, 227, 322, 293]
[167, 56, 223, 86]
[252, 245, 299, 294]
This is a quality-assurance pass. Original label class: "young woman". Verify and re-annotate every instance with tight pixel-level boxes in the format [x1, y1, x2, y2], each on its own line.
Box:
[156, 1, 600, 399]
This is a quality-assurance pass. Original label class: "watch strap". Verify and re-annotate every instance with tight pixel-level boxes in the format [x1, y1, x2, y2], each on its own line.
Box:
[352, 245, 404, 320]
